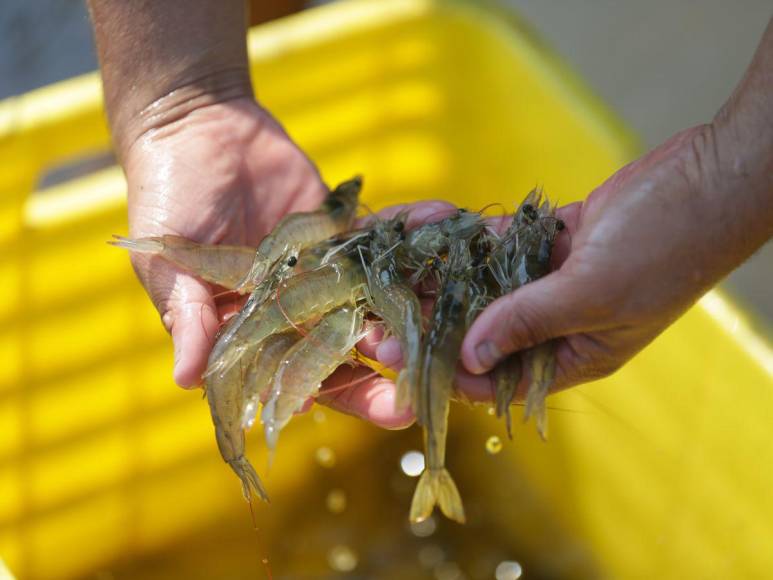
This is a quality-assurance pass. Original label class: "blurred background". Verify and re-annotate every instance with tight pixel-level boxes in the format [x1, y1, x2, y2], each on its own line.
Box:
[1, 1, 771, 579]
[1, 0, 770, 327]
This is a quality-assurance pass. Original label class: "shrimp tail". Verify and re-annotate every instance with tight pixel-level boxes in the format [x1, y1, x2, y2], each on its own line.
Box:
[395, 365, 420, 413]
[261, 398, 283, 458]
[409, 469, 466, 524]
[494, 354, 522, 440]
[523, 385, 548, 441]
[108, 235, 164, 254]
[241, 398, 260, 430]
[228, 455, 270, 503]
[395, 371, 411, 411]
[497, 399, 514, 441]
[523, 343, 555, 441]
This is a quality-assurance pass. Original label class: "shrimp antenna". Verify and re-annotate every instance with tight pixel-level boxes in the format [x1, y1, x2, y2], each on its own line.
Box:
[357, 202, 377, 218]
[371, 239, 402, 266]
[321, 230, 370, 264]
[475, 201, 508, 216]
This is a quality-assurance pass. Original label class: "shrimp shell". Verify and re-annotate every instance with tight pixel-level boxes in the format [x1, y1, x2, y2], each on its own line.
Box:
[262, 304, 365, 452]
[241, 331, 301, 430]
[205, 340, 268, 502]
[206, 257, 367, 378]
[109, 235, 256, 290]
[236, 176, 361, 291]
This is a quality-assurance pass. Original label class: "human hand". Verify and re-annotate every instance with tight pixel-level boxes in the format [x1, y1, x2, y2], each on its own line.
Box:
[124, 98, 326, 387]
[462, 17, 773, 394]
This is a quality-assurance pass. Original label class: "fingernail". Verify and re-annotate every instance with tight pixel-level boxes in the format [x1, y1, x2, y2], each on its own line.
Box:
[474, 341, 502, 372]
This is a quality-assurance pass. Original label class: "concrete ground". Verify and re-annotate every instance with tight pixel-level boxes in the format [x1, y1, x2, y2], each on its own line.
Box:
[1, 0, 770, 330]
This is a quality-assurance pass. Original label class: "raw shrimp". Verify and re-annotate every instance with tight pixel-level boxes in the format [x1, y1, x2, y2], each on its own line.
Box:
[205, 339, 268, 502]
[485, 193, 545, 435]
[109, 235, 256, 290]
[262, 305, 365, 452]
[236, 176, 362, 292]
[363, 215, 423, 412]
[410, 239, 471, 524]
[511, 194, 563, 440]
[241, 331, 301, 430]
[206, 256, 367, 378]
[403, 209, 484, 283]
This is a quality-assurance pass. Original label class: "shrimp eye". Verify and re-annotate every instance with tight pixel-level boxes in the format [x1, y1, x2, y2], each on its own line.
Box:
[523, 204, 537, 220]
[287, 256, 298, 267]
[326, 197, 344, 211]
[393, 221, 405, 232]
[556, 220, 566, 231]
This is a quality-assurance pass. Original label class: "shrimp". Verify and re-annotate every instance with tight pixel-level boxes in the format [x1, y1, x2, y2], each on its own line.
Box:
[206, 256, 367, 378]
[484, 193, 546, 435]
[465, 233, 523, 439]
[403, 209, 484, 283]
[410, 239, 471, 524]
[262, 305, 365, 453]
[509, 194, 563, 440]
[109, 235, 256, 290]
[205, 339, 269, 502]
[236, 176, 362, 292]
[362, 215, 423, 412]
[241, 331, 301, 430]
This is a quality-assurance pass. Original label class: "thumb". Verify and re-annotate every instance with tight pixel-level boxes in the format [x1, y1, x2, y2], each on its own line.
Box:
[461, 270, 589, 374]
[134, 255, 219, 387]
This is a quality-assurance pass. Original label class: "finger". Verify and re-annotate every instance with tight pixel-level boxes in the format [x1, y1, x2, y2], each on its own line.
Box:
[461, 268, 597, 375]
[454, 367, 502, 404]
[356, 200, 457, 230]
[317, 365, 415, 429]
[132, 254, 219, 388]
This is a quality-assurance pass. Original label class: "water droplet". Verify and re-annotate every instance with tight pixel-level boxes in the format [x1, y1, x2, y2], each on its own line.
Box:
[410, 516, 436, 537]
[419, 545, 445, 568]
[434, 561, 463, 580]
[400, 451, 425, 477]
[315, 446, 336, 468]
[261, 558, 269, 565]
[326, 489, 347, 514]
[487, 407, 496, 416]
[485, 435, 503, 455]
[313, 409, 327, 423]
[328, 544, 358, 572]
[242, 401, 258, 428]
[495, 561, 523, 580]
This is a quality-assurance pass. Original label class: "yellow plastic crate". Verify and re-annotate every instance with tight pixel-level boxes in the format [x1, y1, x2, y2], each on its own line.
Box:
[1, 0, 771, 578]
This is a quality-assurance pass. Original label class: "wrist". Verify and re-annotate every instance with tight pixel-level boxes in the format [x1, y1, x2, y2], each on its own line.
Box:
[111, 66, 254, 161]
